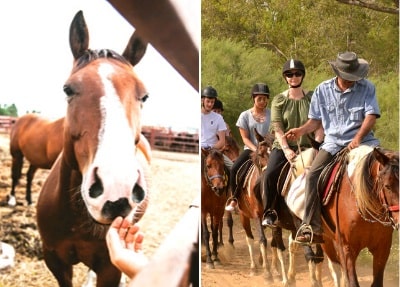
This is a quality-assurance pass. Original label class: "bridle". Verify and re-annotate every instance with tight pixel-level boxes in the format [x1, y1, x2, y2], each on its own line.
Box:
[203, 153, 228, 196]
[377, 160, 399, 230]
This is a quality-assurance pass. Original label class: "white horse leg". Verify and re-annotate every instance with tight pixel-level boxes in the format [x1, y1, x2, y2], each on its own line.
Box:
[259, 241, 274, 283]
[245, 236, 257, 276]
[276, 247, 289, 287]
[315, 261, 323, 287]
[270, 247, 280, 276]
[287, 235, 298, 284]
[327, 257, 343, 287]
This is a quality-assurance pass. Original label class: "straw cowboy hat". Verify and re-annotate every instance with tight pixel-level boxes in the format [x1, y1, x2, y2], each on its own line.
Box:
[329, 52, 369, 81]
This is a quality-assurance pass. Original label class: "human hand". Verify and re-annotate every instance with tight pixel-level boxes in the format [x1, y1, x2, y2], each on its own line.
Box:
[106, 216, 149, 279]
[283, 148, 296, 162]
[285, 128, 301, 141]
[347, 138, 361, 150]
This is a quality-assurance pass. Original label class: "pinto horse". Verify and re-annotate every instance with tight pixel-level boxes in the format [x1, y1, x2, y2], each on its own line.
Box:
[320, 146, 399, 287]
[201, 148, 230, 269]
[234, 130, 274, 281]
[8, 114, 64, 206]
[36, 11, 150, 287]
[240, 130, 324, 286]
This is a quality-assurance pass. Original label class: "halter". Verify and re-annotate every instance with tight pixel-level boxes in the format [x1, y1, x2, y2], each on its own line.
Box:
[203, 154, 228, 196]
[377, 160, 399, 230]
[354, 153, 399, 230]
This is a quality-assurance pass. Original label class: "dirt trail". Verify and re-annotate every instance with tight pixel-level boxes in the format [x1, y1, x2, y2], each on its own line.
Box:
[201, 212, 399, 287]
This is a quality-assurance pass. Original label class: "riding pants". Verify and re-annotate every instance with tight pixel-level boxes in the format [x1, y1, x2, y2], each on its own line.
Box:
[302, 149, 333, 234]
[262, 148, 287, 214]
[229, 149, 252, 198]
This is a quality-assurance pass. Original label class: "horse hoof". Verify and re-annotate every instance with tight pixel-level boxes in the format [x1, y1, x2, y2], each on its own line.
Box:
[206, 262, 215, 269]
[7, 196, 16, 207]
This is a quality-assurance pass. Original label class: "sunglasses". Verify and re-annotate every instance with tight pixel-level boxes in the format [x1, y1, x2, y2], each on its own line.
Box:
[284, 71, 303, 78]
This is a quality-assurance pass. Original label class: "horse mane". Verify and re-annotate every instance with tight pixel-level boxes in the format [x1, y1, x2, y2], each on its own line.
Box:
[352, 150, 386, 219]
[75, 49, 130, 70]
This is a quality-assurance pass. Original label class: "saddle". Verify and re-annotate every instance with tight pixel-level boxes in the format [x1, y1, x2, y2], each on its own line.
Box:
[235, 158, 253, 192]
[318, 149, 349, 205]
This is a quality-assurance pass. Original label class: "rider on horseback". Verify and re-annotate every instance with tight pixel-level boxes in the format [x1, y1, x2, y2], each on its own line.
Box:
[225, 83, 271, 211]
[261, 59, 324, 228]
[286, 52, 381, 244]
[201, 86, 233, 170]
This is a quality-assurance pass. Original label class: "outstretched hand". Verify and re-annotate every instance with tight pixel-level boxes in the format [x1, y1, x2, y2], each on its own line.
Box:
[285, 128, 302, 141]
[106, 216, 149, 279]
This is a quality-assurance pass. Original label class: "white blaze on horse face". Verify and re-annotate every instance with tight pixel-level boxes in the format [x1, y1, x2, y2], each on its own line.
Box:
[81, 62, 146, 223]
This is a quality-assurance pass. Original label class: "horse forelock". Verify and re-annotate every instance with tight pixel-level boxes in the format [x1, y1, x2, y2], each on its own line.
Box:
[74, 49, 130, 72]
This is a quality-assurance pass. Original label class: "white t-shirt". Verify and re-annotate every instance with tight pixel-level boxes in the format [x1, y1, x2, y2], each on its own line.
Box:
[201, 111, 227, 148]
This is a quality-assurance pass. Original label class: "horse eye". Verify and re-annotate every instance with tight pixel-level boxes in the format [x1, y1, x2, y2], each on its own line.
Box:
[63, 85, 75, 97]
[140, 94, 149, 103]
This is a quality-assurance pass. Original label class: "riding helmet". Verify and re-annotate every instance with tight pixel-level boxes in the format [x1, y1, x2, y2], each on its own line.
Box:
[201, 86, 218, 98]
[251, 83, 270, 98]
[213, 99, 224, 111]
[282, 59, 306, 76]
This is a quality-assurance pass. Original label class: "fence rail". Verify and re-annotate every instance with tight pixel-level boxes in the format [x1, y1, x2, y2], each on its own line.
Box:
[0, 116, 17, 133]
[141, 126, 198, 154]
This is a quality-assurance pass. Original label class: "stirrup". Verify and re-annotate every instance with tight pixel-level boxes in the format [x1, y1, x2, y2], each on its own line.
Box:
[295, 224, 314, 243]
[264, 209, 278, 220]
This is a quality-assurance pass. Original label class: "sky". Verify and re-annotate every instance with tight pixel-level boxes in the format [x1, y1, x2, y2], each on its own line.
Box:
[0, 0, 200, 131]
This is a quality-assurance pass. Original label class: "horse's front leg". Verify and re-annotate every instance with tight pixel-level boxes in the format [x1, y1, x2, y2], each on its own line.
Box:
[255, 218, 273, 283]
[271, 227, 289, 287]
[42, 248, 73, 287]
[370, 243, 391, 287]
[226, 211, 234, 245]
[240, 214, 257, 275]
[201, 216, 214, 269]
[303, 244, 324, 287]
[211, 216, 221, 265]
[287, 233, 299, 285]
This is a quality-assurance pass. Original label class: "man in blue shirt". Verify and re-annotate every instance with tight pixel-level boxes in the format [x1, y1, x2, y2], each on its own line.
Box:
[285, 52, 380, 244]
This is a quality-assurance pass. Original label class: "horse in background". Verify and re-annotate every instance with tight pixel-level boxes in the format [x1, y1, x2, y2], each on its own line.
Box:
[8, 114, 64, 206]
[8, 114, 152, 207]
[201, 148, 230, 269]
[36, 11, 150, 286]
[319, 146, 399, 287]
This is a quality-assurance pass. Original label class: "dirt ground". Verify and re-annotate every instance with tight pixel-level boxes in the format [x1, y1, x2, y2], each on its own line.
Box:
[0, 133, 199, 286]
[201, 206, 399, 287]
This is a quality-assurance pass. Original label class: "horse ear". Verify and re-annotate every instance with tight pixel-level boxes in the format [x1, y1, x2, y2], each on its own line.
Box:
[373, 147, 389, 165]
[123, 31, 148, 67]
[69, 11, 89, 60]
[254, 128, 263, 143]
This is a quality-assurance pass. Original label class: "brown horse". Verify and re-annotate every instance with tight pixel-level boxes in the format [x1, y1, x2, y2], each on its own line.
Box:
[239, 130, 325, 286]
[320, 146, 399, 287]
[36, 11, 150, 287]
[201, 148, 230, 269]
[234, 130, 274, 281]
[8, 114, 64, 206]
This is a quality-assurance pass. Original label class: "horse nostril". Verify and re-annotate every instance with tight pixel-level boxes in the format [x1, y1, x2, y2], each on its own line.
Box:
[132, 183, 145, 203]
[102, 198, 131, 220]
[89, 168, 103, 198]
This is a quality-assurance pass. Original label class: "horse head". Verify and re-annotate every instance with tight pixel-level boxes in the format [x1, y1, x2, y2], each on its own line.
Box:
[63, 11, 149, 225]
[253, 128, 274, 170]
[202, 148, 228, 196]
[374, 147, 399, 229]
